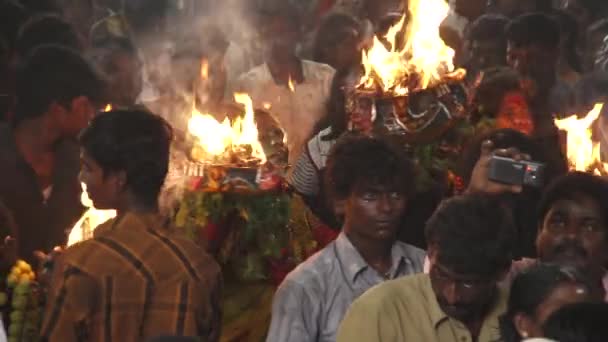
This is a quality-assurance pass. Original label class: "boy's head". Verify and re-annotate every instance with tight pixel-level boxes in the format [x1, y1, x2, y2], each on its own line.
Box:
[467, 15, 510, 72]
[79, 109, 173, 210]
[506, 13, 560, 85]
[14, 45, 105, 136]
[324, 135, 415, 241]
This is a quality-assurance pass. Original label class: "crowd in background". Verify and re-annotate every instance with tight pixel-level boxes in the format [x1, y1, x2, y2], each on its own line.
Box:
[2, 0, 608, 341]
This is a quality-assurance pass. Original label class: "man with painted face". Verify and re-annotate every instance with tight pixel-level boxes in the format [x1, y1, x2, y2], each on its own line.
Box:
[41, 109, 222, 341]
[267, 135, 425, 342]
[535, 172, 608, 300]
[235, 0, 334, 165]
[337, 194, 515, 342]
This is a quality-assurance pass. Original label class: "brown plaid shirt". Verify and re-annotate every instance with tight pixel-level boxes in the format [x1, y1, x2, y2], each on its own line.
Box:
[41, 212, 222, 342]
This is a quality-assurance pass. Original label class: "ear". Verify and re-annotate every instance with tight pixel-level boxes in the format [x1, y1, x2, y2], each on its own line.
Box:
[115, 170, 127, 191]
[513, 313, 535, 339]
[106, 170, 127, 192]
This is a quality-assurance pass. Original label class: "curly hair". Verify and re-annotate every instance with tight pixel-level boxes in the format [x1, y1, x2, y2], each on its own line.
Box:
[324, 134, 415, 202]
[425, 194, 516, 277]
[79, 109, 173, 207]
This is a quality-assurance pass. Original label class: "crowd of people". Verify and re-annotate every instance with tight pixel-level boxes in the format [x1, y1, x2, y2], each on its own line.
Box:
[1, 0, 608, 341]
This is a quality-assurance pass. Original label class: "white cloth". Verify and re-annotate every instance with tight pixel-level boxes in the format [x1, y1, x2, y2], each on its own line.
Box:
[0, 317, 6, 342]
[235, 60, 335, 164]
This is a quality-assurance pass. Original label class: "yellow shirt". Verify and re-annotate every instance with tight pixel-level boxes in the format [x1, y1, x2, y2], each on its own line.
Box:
[337, 273, 507, 342]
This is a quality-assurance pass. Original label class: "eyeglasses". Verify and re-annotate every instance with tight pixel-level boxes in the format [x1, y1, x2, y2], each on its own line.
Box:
[431, 264, 490, 290]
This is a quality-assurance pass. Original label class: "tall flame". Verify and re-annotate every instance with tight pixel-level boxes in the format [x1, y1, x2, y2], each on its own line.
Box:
[188, 93, 266, 163]
[67, 183, 117, 246]
[554, 103, 608, 175]
[288, 76, 295, 93]
[359, 0, 457, 94]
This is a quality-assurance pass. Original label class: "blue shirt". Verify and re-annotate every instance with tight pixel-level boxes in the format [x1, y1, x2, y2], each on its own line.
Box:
[266, 233, 426, 342]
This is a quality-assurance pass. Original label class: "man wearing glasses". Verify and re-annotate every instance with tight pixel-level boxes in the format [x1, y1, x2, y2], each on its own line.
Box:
[337, 194, 515, 342]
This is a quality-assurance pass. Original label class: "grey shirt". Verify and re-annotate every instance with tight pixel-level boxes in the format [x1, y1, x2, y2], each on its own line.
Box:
[266, 232, 426, 342]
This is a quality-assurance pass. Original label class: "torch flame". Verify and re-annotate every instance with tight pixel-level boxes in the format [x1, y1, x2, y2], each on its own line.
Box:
[200, 59, 209, 80]
[67, 183, 117, 246]
[187, 93, 266, 164]
[554, 103, 608, 175]
[358, 0, 458, 94]
[288, 76, 295, 93]
[104, 104, 112, 112]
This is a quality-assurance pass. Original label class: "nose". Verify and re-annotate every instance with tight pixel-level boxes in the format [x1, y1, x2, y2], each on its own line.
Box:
[377, 195, 393, 214]
[443, 282, 462, 305]
[564, 223, 583, 240]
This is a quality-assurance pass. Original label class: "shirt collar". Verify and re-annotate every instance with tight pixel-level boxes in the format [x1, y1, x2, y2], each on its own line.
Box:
[334, 232, 412, 284]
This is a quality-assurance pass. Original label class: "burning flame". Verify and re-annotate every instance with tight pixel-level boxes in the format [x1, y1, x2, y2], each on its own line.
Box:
[554, 103, 608, 175]
[104, 104, 112, 112]
[67, 183, 117, 246]
[358, 0, 459, 94]
[288, 76, 295, 92]
[200, 59, 209, 80]
[188, 93, 266, 163]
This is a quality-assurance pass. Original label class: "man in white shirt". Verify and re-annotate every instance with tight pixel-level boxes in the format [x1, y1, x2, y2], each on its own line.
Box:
[235, 1, 334, 164]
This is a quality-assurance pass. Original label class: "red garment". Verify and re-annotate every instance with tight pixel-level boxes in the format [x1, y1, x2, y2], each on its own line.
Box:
[496, 91, 534, 135]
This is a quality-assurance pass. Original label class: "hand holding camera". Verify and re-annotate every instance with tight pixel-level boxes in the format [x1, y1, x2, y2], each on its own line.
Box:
[467, 140, 545, 195]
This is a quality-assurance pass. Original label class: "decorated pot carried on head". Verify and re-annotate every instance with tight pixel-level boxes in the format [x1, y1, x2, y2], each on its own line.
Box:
[344, 0, 468, 145]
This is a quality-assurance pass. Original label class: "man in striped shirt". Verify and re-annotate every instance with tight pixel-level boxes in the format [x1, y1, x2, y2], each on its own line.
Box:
[41, 109, 222, 341]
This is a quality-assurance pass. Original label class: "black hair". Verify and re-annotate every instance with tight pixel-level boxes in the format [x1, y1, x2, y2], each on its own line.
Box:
[553, 10, 583, 73]
[324, 134, 415, 201]
[543, 302, 608, 342]
[80, 109, 173, 208]
[468, 14, 510, 43]
[537, 172, 608, 228]
[124, 0, 169, 32]
[425, 194, 516, 276]
[14, 45, 105, 124]
[15, 14, 82, 57]
[0, 0, 28, 50]
[254, 0, 301, 31]
[506, 13, 561, 50]
[500, 263, 592, 342]
[313, 13, 361, 66]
